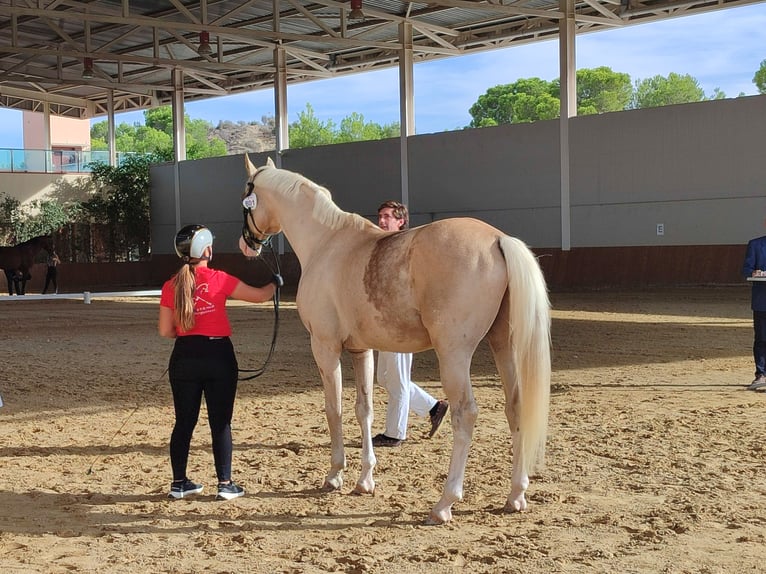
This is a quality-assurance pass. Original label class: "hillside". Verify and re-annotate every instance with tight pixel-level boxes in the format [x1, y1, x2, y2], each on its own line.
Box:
[209, 119, 276, 154]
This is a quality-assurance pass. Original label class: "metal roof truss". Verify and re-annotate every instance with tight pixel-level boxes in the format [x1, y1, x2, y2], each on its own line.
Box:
[0, 0, 760, 118]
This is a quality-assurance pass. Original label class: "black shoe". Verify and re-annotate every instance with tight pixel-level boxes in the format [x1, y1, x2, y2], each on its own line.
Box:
[216, 481, 245, 500]
[428, 400, 449, 438]
[168, 478, 203, 499]
[372, 433, 404, 447]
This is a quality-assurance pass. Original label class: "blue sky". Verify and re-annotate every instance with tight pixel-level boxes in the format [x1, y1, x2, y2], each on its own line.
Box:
[1, 3, 764, 147]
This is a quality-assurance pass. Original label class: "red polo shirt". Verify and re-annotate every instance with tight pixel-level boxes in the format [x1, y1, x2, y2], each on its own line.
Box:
[160, 266, 240, 337]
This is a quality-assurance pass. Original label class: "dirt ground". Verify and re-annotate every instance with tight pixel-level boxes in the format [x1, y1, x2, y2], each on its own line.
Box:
[1, 286, 765, 574]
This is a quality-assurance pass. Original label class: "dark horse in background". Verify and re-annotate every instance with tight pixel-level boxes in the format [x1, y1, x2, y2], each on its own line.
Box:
[0, 236, 54, 295]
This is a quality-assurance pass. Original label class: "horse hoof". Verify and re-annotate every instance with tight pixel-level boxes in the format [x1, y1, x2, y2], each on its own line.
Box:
[503, 496, 528, 513]
[321, 480, 342, 492]
[350, 484, 375, 496]
[351, 476, 375, 495]
[425, 509, 451, 525]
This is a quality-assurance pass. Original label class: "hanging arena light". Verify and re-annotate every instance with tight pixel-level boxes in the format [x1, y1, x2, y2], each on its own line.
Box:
[197, 31, 212, 55]
[349, 0, 364, 20]
[81, 57, 94, 79]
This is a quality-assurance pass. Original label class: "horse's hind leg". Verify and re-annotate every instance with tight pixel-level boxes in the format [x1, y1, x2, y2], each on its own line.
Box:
[487, 316, 529, 513]
[428, 352, 477, 525]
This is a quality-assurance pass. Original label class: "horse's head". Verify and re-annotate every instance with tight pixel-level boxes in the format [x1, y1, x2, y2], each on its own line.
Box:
[240, 154, 282, 257]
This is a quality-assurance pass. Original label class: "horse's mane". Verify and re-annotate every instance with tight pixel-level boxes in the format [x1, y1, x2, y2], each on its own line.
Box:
[258, 166, 367, 232]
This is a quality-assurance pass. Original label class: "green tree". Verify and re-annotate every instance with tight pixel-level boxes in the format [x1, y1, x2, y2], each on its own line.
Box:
[754, 59, 766, 95]
[467, 67, 726, 127]
[90, 106, 226, 160]
[468, 78, 559, 127]
[288, 104, 400, 148]
[0, 192, 75, 244]
[90, 121, 109, 144]
[81, 154, 156, 261]
[18, 199, 76, 242]
[631, 73, 708, 109]
[336, 112, 399, 143]
[289, 103, 337, 148]
[132, 125, 173, 157]
[144, 107, 173, 133]
[550, 67, 632, 115]
[141, 107, 229, 158]
[471, 67, 630, 127]
[186, 116, 227, 158]
[0, 193, 23, 243]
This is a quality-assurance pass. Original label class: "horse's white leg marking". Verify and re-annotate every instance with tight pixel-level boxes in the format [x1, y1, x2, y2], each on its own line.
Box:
[503, 374, 529, 512]
[311, 338, 346, 491]
[487, 331, 530, 512]
[427, 354, 477, 525]
[350, 349, 376, 494]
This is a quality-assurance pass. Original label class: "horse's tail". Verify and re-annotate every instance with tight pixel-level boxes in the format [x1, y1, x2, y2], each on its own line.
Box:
[499, 235, 551, 476]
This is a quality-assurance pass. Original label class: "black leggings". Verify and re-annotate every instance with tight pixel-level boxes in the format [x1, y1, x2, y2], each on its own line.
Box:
[168, 336, 239, 482]
[42, 267, 57, 293]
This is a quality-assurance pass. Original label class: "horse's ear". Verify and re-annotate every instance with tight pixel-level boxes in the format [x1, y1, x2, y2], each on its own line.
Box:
[267, 157, 275, 168]
[245, 153, 257, 178]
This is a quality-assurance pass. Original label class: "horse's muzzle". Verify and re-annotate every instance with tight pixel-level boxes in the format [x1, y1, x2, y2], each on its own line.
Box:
[239, 235, 262, 258]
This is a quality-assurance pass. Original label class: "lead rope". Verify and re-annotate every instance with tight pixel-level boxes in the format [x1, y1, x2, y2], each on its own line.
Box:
[238, 238, 281, 381]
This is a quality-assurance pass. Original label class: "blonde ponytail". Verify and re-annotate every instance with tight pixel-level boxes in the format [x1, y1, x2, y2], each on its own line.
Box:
[173, 264, 196, 332]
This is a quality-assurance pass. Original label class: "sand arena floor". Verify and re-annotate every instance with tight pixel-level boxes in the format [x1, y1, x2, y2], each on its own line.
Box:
[1, 286, 765, 573]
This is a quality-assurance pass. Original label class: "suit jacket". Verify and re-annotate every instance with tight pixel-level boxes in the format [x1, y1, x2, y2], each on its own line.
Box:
[743, 235, 766, 311]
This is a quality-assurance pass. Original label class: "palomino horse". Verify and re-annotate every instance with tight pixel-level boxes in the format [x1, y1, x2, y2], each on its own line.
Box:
[239, 156, 551, 524]
[0, 235, 53, 295]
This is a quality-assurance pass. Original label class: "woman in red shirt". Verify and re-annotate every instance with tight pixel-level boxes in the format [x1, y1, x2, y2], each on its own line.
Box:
[159, 224, 280, 501]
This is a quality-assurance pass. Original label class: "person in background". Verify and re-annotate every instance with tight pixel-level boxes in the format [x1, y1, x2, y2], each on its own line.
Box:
[42, 251, 61, 294]
[159, 224, 282, 500]
[372, 200, 449, 447]
[743, 227, 766, 391]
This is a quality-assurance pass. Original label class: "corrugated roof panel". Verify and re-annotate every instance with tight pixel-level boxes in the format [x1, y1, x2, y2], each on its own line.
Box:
[0, 0, 758, 117]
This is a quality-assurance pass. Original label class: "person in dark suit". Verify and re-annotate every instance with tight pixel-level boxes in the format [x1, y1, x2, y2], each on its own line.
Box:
[742, 232, 766, 390]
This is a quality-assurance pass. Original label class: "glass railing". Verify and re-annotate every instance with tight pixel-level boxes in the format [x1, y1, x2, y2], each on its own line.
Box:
[0, 149, 139, 173]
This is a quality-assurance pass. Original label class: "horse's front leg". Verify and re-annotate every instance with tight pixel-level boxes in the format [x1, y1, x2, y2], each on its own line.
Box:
[349, 348, 375, 494]
[311, 340, 346, 491]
